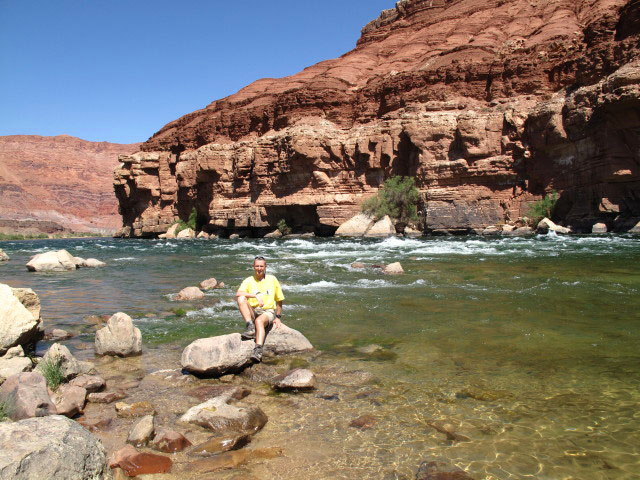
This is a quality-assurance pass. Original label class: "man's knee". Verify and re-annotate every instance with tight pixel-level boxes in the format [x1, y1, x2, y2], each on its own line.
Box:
[255, 314, 270, 327]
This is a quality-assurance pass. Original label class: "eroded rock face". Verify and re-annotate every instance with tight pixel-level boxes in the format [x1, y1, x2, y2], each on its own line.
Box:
[0, 415, 111, 479]
[95, 312, 142, 357]
[114, 0, 640, 237]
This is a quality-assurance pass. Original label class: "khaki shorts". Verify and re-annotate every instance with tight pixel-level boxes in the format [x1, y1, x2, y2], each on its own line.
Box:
[253, 307, 276, 324]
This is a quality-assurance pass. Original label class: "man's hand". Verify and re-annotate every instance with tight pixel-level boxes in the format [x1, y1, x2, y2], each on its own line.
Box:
[256, 294, 264, 307]
[273, 317, 282, 329]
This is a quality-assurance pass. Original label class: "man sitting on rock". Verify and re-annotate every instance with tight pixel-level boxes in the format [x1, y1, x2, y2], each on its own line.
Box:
[236, 255, 284, 363]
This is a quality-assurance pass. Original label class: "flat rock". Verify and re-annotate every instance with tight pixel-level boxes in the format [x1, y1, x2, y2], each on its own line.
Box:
[0, 372, 56, 420]
[264, 230, 282, 238]
[115, 400, 155, 418]
[180, 391, 268, 437]
[87, 391, 126, 404]
[416, 460, 475, 480]
[50, 384, 87, 418]
[0, 346, 32, 384]
[383, 262, 404, 275]
[95, 312, 142, 357]
[150, 427, 192, 453]
[272, 368, 316, 392]
[69, 374, 106, 393]
[189, 433, 252, 456]
[0, 415, 110, 479]
[335, 213, 375, 237]
[109, 444, 172, 477]
[44, 328, 73, 341]
[0, 284, 42, 355]
[26, 249, 77, 272]
[175, 286, 205, 301]
[365, 215, 396, 237]
[127, 414, 155, 446]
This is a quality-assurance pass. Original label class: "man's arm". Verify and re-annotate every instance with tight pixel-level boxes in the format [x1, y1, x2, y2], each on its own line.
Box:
[236, 289, 264, 307]
[274, 300, 283, 328]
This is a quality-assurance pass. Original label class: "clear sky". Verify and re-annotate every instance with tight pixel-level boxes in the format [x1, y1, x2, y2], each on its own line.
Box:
[0, 0, 393, 144]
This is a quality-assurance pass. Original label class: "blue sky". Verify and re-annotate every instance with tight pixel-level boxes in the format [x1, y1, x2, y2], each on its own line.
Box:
[0, 0, 393, 144]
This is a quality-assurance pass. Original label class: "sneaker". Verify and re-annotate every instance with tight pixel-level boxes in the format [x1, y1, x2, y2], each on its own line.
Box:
[250, 345, 263, 363]
[240, 322, 255, 340]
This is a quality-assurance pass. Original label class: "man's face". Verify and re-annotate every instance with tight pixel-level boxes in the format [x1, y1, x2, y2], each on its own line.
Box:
[253, 259, 266, 278]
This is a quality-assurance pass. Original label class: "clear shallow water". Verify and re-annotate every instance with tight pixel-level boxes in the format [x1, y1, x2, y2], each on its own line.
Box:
[1, 235, 639, 479]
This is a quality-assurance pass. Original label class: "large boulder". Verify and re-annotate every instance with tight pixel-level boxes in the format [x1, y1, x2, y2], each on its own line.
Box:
[335, 213, 375, 237]
[26, 249, 77, 272]
[383, 262, 404, 275]
[176, 227, 196, 239]
[0, 372, 56, 420]
[0, 346, 32, 385]
[0, 415, 111, 479]
[180, 390, 268, 437]
[181, 334, 253, 376]
[364, 215, 396, 238]
[165, 223, 179, 239]
[537, 217, 570, 234]
[182, 326, 313, 376]
[0, 284, 42, 356]
[0, 249, 8, 262]
[95, 312, 142, 357]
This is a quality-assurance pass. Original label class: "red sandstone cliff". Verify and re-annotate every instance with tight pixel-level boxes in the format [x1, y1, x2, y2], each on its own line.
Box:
[0, 135, 140, 233]
[115, 0, 640, 236]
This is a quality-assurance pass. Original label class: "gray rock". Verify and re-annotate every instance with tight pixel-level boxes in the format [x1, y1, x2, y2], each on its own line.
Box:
[272, 368, 316, 391]
[0, 284, 42, 356]
[95, 312, 142, 357]
[365, 215, 396, 238]
[44, 328, 73, 341]
[504, 226, 533, 236]
[127, 414, 155, 446]
[0, 249, 8, 262]
[69, 374, 106, 393]
[0, 415, 110, 479]
[82, 258, 106, 268]
[383, 262, 404, 275]
[200, 277, 221, 290]
[264, 230, 282, 238]
[26, 249, 77, 272]
[501, 224, 516, 233]
[263, 324, 314, 356]
[481, 225, 500, 235]
[180, 390, 267, 436]
[37, 343, 82, 380]
[0, 372, 56, 420]
[174, 286, 205, 301]
[404, 226, 422, 237]
[49, 384, 87, 417]
[177, 228, 196, 239]
[335, 213, 375, 237]
[0, 347, 32, 385]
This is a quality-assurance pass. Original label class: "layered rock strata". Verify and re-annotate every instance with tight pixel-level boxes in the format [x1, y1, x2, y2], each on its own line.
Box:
[114, 0, 640, 237]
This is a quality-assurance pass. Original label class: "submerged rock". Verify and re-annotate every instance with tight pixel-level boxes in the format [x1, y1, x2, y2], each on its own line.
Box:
[189, 433, 252, 456]
[150, 427, 192, 453]
[180, 391, 268, 437]
[115, 400, 155, 418]
[0, 415, 110, 479]
[349, 414, 377, 430]
[271, 368, 317, 392]
[186, 448, 282, 473]
[44, 328, 73, 341]
[416, 460, 475, 480]
[0, 249, 9, 261]
[95, 312, 142, 357]
[109, 444, 172, 476]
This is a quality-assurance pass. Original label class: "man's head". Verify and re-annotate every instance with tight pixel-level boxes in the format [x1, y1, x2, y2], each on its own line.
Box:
[253, 256, 266, 279]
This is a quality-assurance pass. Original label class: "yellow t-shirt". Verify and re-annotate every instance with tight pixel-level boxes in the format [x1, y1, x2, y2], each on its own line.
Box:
[238, 274, 284, 309]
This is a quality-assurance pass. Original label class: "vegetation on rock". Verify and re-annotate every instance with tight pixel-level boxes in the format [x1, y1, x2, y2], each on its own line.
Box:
[277, 219, 292, 236]
[175, 207, 197, 234]
[39, 356, 65, 391]
[0, 400, 10, 421]
[526, 191, 558, 225]
[361, 176, 420, 225]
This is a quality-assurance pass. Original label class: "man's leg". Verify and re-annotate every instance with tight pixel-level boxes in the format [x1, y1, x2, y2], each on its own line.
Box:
[237, 296, 256, 339]
[250, 313, 271, 362]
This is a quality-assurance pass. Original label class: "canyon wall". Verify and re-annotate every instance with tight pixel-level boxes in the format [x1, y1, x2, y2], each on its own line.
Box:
[0, 135, 140, 233]
[114, 0, 640, 237]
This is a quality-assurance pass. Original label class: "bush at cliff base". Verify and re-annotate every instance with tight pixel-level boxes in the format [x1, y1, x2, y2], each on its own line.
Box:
[362, 176, 420, 225]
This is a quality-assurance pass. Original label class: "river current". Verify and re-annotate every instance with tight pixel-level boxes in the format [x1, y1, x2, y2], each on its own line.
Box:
[1, 235, 639, 479]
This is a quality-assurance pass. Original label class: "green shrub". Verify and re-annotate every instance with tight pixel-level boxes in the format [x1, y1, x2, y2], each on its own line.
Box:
[277, 219, 291, 236]
[362, 176, 420, 224]
[172, 308, 187, 316]
[0, 400, 10, 421]
[173, 207, 198, 234]
[527, 191, 558, 224]
[39, 357, 65, 391]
